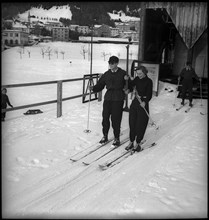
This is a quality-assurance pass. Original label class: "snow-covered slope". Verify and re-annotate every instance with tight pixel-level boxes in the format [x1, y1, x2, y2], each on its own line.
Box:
[108, 11, 140, 22]
[1, 42, 207, 218]
[17, 4, 139, 24]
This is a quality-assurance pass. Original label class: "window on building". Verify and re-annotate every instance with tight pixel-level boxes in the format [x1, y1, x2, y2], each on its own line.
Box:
[5, 39, 8, 45]
[15, 33, 19, 37]
[10, 33, 13, 37]
[10, 39, 13, 44]
[15, 40, 18, 44]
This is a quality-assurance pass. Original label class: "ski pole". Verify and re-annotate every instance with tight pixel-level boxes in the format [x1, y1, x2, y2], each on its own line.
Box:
[135, 94, 159, 130]
[173, 77, 180, 107]
[84, 78, 92, 133]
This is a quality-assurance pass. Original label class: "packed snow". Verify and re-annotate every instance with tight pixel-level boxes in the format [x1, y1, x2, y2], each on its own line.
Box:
[1, 41, 207, 219]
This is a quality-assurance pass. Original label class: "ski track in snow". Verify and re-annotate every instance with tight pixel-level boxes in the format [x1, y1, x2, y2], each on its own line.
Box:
[3, 109, 207, 218]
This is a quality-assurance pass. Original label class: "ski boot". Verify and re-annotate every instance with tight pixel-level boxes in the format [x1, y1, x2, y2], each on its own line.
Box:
[112, 138, 120, 147]
[125, 142, 134, 151]
[181, 100, 185, 105]
[133, 143, 142, 152]
[99, 135, 108, 144]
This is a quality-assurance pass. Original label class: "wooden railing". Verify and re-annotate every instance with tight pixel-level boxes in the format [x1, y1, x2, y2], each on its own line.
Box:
[1, 74, 101, 118]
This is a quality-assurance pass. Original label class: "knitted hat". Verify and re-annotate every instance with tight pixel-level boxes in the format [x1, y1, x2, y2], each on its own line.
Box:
[108, 56, 119, 64]
[135, 65, 148, 75]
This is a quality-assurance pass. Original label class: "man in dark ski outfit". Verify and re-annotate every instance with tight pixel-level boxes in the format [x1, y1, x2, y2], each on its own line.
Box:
[125, 65, 153, 152]
[178, 61, 201, 107]
[1, 88, 13, 121]
[91, 56, 126, 147]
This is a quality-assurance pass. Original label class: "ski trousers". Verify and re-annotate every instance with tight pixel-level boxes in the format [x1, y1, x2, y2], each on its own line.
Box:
[129, 99, 149, 143]
[102, 100, 124, 139]
[181, 80, 193, 103]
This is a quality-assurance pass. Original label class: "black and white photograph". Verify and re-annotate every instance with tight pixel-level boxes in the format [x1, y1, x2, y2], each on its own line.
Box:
[1, 2, 208, 219]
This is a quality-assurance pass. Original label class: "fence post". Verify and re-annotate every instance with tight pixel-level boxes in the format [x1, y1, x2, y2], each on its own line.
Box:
[57, 81, 62, 118]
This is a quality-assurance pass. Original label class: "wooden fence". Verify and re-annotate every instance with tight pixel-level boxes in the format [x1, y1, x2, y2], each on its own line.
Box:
[1, 74, 101, 118]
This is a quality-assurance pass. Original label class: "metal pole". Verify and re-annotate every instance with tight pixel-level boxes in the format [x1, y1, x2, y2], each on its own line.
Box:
[123, 38, 131, 112]
[90, 25, 93, 75]
[138, 2, 146, 61]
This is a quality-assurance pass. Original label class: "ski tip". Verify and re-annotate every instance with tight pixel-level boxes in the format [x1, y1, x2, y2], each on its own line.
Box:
[98, 164, 108, 170]
[82, 162, 89, 166]
[70, 158, 77, 162]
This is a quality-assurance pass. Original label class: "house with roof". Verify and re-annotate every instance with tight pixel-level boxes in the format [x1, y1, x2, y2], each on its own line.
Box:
[2, 29, 29, 46]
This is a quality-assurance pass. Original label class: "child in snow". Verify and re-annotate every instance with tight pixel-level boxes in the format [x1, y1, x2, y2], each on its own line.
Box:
[1, 88, 13, 121]
[125, 65, 153, 152]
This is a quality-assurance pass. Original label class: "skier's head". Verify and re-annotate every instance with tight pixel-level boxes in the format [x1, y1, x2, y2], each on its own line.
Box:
[1, 88, 7, 94]
[108, 56, 119, 71]
[135, 65, 148, 79]
[108, 56, 119, 65]
[186, 61, 192, 66]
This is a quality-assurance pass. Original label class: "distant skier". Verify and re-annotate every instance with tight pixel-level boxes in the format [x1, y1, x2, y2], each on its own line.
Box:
[178, 61, 201, 107]
[1, 88, 13, 121]
[125, 66, 153, 152]
[90, 56, 127, 147]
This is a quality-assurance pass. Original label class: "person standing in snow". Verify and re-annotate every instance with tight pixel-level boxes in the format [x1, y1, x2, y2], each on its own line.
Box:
[178, 61, 201, 107]
[125, 66, 153, 152]
[1, 88, 13, 121]
[90, 56, 127, 147]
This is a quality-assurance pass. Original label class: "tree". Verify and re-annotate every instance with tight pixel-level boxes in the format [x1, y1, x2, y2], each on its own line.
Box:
[101, 52, 111, 61]
[26, 48, 31, 58]
[40, 47, 46, 58]
[17, 47, 23, 59]
[80, 45, 88, 59]
[60, 50, 65, 59]
[54, 48, 59, 58]
[45, 47, 52, 60]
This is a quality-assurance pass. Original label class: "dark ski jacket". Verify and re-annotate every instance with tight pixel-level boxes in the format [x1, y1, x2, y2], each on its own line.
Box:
[1, 93, 12, 109]
[180, 67, 199, 83]
[128, 75, 153, 105]
[92, 67, 126, 101]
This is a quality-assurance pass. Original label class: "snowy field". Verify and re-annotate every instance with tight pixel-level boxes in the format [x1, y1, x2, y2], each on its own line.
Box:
[1, 42, 208, 218]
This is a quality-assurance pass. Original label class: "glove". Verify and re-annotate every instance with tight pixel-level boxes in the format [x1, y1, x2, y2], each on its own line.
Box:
[124, 75, 129, 80]
[123, 89, 130, 94]
[89, 85, 94, 91]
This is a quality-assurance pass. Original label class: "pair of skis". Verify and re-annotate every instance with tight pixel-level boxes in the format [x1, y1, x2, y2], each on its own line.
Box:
[98, 142, 156, 170]
[82, 137, 130, 165]
[175, 103, 193, 113]
[70, 132, 129, 163]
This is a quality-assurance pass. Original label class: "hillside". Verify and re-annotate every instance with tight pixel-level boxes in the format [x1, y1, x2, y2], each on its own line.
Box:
[2, 2, 141, 26]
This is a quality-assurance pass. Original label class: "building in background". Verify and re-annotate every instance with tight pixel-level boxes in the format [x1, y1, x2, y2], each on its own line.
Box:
[52, 27, 69, 41]
[2, 29, 29, 46]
